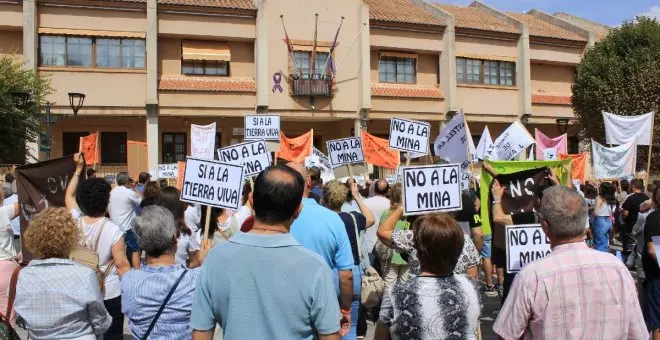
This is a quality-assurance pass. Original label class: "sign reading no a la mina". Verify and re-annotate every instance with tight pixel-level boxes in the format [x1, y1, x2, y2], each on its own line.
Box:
[505, 224, 551, 273]
[217, 140, 272, 177]
[326, 137, 365, 168]
[244, 114, 280, 141]
[158, 163, 179, 178]
[402, 164, 462, 215]
[389, 117, 431, 155]
[180, 156, 244, 210]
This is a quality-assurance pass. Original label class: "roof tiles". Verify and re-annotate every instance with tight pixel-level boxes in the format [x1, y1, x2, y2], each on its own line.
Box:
[434, 4, 520, 34]
[108, 0, 256, 10]
[159, 76, 256, 92]
[532, 93, 572, 105]
[372, 83, 444, 99]
[365, 0, 445, 26]
[507, 12, 586, 41]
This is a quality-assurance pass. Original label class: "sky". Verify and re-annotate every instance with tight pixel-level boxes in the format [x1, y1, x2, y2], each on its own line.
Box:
[446, 0, 660, 27]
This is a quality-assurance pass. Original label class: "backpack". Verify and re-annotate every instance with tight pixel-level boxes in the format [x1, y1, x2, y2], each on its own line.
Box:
[69, 218, 114, 295]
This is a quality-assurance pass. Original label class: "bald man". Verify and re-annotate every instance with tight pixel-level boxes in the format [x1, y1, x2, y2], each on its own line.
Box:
[363, 179, 391, 262]
[287, 162, 354, 334]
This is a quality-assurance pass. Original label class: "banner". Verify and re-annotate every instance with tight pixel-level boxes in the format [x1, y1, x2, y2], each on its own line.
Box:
[389, 118, 430, 155]
[191, 123, 217, 159]
[127, 141, 148, 178]
[361, 131, 399, 169]
[592, 139, 637, 179]
[180, 157, 244, 210]
[603, 111, 654, 146]
[176, 161, 185, 191]
[217, 140, 272, 177]
[485, 121, 535, 161]
[244, 114, 280, 141]
[327, 137, 365, 168]
[535, 129, 567, 160]
[434, 112, 470, 173]
[559, 153, 587, 184]
[401, 164, 462, 215]
[16, 156, 81, 262]
[276, 130, 313, 163]
[505, 224, 551, 273]
[158, 163, 179, 179]
[79, 132, 99, 165]
[474, 126, 494, 162]
[305, 147, 335, 183]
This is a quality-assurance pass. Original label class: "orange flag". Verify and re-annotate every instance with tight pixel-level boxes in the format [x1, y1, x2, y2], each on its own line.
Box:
[276, 130, 314, 163]
[79, 132, 99, 166]
[361, 131, 400, 169]
[177, 161, 185, 192]
[559, 153, 587, 183]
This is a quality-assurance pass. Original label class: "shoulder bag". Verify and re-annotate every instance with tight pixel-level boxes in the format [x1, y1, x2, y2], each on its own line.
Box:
[141, 269, 188, 340]
[0, 265, 23, 340]
[69, 218, 115, 294]
[348, 212, 384, 308]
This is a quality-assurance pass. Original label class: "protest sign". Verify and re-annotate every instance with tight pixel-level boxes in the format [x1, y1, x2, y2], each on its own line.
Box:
[191, 123, 216, 159]
[474, 126, 494, 162]
[389, 118, 431, 155]
[485, 121, 534, 161]
[244, 114, 280, 141]
[505, 224, 551, 273]
[158, 163, 179, 178]
[603, 111, 654, 146]
[559, 153, 587, 183]
[592, 139, 637, 179]
[542, 148, 557, 160]
[79, 132, 99, 166]
[535, 129, 566, 160]
[434, 111, 470, 172]
[386, 174, 397, 184]
[327, 137, 365, 168]
[217, 140, 272, 177]
[305, 148, 335, 183]
[460, 170, 471, 191]
[402, 164, 462, 215]
[361, 131, 399, 169]
[180, 157, 244, 211]
[127, 141, 148, 178]
[276, 130, 313, 163]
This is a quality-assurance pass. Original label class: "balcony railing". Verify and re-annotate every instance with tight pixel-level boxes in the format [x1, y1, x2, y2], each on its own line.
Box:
[292, 77, 333, 97]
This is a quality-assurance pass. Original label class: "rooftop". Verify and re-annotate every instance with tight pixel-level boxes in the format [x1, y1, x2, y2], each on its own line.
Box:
[507, 12, 586, 42]
[553, 12, 610, 41]
[434, 4, 520, 34]
[365, 0, 445, 27]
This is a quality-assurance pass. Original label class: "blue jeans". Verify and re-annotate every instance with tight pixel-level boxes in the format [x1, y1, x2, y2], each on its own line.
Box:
[333, 265, 362, 340]
[593, 216, 612, 253]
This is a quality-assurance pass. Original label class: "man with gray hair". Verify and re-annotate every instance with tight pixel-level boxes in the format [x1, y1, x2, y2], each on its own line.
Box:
[494, 185, 646, 339]
[109, 172, 142, 268]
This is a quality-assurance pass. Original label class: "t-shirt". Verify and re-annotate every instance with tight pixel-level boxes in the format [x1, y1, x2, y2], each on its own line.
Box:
[0, 205, 17, 261]
[70, 209, 124, 300]
[109, 186, 141, 232]
[338, 212, 366, 265]
[379, 210, 409, 265]
[175, 232, 200, 266]
[185, 205, 201, 233]
[623, 192, 650, 231]
[391, 230, 480, 275]
[3, 194, 19, 236]
[643, 210, 660, 280]
[362, 195, 390, 253]
[455, 194, 481, 234]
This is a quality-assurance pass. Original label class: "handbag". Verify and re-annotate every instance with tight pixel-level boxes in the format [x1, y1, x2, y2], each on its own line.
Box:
[141, 269, 188, 340]
[348, 212, 384, 308]
[0, 265, 23, 340]
[69, 218, 114, 294]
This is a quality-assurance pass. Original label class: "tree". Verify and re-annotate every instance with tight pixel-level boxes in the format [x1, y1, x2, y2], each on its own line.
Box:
[0, 55, 52, 164]
[572, 16, 660, 173]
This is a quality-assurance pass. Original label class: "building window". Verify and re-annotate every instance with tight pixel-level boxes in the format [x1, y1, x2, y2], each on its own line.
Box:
[100, 132, 127, 164]
[62, 132, 90, 157]
[39, 35, 145, 69]
[456, 58, 515, 86]
[182, 60, 228, 76]
[162, 133, 186, 163]
[379, 56, 416, 84]
[568, 135, 579, 154]
[293, 51, 330, 80]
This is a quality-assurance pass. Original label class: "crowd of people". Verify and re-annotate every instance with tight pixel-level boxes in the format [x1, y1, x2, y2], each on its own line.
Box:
[0, 152, 660, 339]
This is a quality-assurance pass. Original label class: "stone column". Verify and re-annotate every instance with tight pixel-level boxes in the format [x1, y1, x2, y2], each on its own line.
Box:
[23, 0, 39, 163]
[146, 0, 159, 173]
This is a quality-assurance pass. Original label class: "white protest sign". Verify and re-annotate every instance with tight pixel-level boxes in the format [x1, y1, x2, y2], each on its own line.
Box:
[389, 117, 431, 155]
[592, 138, 637, 179]
[460, 170, 471, 191]
[304, 155, 320, 168]
[485, 121, 535, 160]
[158, 163, 179, 179]
[386, 174, 397, 184]
[244, 114, 280, 141]
[505, 224, 551, 273]
[217, 140, 272, 177]
[542, 148, 557, 160]
[180, 157, 244, 210]
[306, 147, 335, 183]
[327, 137, 365, 168]
[191, 123, 217, 160]
[434, 111, 470, 173]
[401, 164, 462, 215]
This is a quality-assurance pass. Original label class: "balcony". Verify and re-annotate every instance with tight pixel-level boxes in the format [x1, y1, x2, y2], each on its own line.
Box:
[291, 77, 333, 97]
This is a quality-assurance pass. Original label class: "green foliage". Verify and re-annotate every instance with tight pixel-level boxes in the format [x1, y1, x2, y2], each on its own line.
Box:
[572, 16, 660, 172]
[0, 55, 52, 164]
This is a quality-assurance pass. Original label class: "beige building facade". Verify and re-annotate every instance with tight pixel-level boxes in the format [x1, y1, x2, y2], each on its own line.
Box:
[0, 0, 609, 173]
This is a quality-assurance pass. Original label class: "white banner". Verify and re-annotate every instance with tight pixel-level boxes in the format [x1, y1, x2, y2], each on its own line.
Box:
[401, 164, 462, 215]
[180, 157, 244, 210]
[191, 123, 217, 160]
[474, 126, 494, 162]
[327, 137, 365, 168]
[433, 112, 470, 173]
[305, 147, 335, 183]
[244, 114, 280, 141]
[603, 111, 654, 146]
[542, 148, 557, 160]
[217, 140, 272, 177]
[485, 121, 535, 160]
[505, 224, 551, 273]
[592, 138, 637, 179]
[389, 117, 431, 155]
[158, 163, 178, 179]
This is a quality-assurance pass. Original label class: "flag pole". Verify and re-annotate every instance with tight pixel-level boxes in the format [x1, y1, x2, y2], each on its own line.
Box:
[332, 23, 366, 80]
[322, 16, 344, 79]
[280, 15, 300, 76]
[310, 14, 319, 79]
[647, 111, 655, 178]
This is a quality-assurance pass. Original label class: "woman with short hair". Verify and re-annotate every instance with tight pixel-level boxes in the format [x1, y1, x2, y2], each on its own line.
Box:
[156, 187, 201, 268]
[140, 181, 161, 209]
[14, 207, 112, 339]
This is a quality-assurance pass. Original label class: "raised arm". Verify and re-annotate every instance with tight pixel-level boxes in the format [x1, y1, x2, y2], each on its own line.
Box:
[377, 206, 403, 248]
[491, 180, 513, 226]
[65, 153, 85, 211]
[350, 182, 374, 228]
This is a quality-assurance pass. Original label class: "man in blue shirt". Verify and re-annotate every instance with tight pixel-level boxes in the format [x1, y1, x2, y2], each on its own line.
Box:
[191, 165, 341, 340]
[287, 162, 354, 335]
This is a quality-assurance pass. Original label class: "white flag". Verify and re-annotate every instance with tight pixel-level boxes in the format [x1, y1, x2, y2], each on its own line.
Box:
[474, 126, 494, 161]
[485, 121, 535, 161]
[466, 121, 476, 162]
[603, 111, 654, 146]
[434, 111, 470, 173]
[191, 123, 216, 160]
[592, 138, 637, 179]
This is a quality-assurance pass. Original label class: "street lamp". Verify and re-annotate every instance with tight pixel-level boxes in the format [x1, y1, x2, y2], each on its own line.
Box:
[68, 92, 85, 115]
[556, 118, 569, 134]
[521, 113, 532, 126]
[11, 91, 31, 110]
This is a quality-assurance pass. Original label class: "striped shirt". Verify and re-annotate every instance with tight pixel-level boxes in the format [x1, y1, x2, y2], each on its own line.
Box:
[121, 264, 200, 340]
[494, 242, 647, 340]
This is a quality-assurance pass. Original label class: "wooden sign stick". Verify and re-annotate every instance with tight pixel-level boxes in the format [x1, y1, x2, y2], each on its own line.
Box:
[204, 205, 213, 241]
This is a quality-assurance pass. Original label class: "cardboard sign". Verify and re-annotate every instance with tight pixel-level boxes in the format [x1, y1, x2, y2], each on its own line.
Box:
[505, 224, 551, 273]
[434, 112, 470, 172]
[244, 114, 280, 141]
[305, 147, 335, 183]
[158, 163, 179, 179]
[327, 137, 365, 168]
[217, 140, 272, 177]
[386, 174, 397, 184]
[402, 164, 462, 215]
[127, 141, 148, 178]
[180, 157, 244, 210]
[191, 123, 217, 160]
[460, 170, 471, 191]
[389, 117, 431, 155]
[485, 121, 534, 160]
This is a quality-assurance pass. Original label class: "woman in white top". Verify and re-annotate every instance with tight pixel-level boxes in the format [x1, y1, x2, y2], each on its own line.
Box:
[234, 180, 253, 229]
[593, 182, 616, 253]
[65, 154, 131, 340]
[0, 187, 19, 325]
[156, 187, 202, 267]
[209, 207, 238, 246]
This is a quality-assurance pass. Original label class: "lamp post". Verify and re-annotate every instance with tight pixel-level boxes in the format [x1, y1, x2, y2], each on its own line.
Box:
[521, 113, 532, 127]
[556, 118, 569, 134]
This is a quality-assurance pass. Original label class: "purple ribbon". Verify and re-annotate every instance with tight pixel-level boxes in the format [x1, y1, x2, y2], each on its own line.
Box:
[272, 72, 283, 93]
